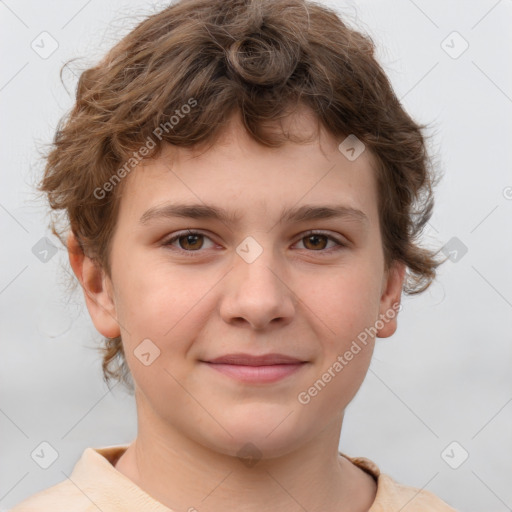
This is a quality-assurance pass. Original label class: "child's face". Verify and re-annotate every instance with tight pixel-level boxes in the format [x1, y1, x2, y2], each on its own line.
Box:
[84, 110, 404, 456]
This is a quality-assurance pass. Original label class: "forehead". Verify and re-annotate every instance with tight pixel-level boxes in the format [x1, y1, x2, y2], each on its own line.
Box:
[118, 112, 380, 229]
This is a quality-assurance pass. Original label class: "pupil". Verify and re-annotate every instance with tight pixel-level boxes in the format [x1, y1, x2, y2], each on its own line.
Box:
[307, 235, 326, 249]
[182, 234, 201, 249]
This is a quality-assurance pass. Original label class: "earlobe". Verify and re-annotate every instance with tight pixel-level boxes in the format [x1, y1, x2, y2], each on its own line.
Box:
[67, 231, 121, 339]
[376, 261, 406, 338]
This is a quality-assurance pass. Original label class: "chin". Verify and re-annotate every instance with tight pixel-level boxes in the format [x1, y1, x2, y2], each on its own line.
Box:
[202, 406, 310, 459]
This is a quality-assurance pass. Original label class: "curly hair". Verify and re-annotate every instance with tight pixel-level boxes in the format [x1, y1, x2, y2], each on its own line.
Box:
[39, 0, 446, 391]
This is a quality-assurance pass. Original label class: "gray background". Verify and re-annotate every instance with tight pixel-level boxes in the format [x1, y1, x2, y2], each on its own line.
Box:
[1, 0, 511, 510]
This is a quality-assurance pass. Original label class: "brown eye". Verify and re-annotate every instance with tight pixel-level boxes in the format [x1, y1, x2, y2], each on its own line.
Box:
[163, 230, 215, 253]
[177, 233, 204, 250]
[302, 234, 329, 250]
[295, 231, 346, 254]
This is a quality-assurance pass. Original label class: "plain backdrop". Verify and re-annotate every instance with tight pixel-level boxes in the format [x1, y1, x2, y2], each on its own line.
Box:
[1, 0, 511, 510]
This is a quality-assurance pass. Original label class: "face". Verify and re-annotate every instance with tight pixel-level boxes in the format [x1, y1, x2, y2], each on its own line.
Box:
[79, 109, 404, 458]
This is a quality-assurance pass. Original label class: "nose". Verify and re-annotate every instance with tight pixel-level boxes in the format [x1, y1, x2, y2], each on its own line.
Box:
[219, 243, 296, 331]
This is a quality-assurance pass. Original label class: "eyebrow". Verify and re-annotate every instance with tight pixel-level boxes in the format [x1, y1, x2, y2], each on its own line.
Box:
[139, 202, 369, 226]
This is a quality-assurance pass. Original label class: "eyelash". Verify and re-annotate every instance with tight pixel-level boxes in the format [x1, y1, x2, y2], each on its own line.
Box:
[162, 229, 347, 257]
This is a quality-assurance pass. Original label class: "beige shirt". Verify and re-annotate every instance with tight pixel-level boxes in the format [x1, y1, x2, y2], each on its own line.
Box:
[10, 445, 458, 511]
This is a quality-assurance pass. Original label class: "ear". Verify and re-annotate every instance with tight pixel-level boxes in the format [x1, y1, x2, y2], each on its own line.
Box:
[376, 261, 406, 338]
[67, 231, 121, 338]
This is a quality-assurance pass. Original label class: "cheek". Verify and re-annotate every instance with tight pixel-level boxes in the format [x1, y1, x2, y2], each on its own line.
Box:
[112, 265, 206, 398]
[310, 263, 381, 337]
[296, 271, 380, 411]
[112, 257, 216, 352]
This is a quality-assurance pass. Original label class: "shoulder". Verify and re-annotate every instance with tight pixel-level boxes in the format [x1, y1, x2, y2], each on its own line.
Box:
[341, 453, 459, 512]
[9, 445, 131, 512]
[376, 473, 459, 511]
[8, 479, 98, 512]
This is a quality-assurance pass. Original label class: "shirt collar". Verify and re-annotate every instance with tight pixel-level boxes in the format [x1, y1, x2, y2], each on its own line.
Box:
[69, 444, 450, 512]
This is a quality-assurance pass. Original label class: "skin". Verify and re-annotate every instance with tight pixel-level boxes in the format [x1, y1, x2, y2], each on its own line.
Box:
[69, 108, 405, 512]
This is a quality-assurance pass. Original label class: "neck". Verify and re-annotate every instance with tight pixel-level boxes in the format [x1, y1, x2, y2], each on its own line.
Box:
[114, 395, 376, 512]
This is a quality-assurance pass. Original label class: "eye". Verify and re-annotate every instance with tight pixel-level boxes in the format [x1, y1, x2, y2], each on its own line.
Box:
[294, 230, 347, 254]
[162, 230, 215, 253]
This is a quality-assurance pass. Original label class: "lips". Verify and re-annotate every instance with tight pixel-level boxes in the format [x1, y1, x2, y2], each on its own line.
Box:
[204, 353, 305, 366]
[201, 353, 308, 384]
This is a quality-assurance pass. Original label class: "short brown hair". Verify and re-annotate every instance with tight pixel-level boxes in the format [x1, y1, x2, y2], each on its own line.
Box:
[40, 0, 446, 391]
